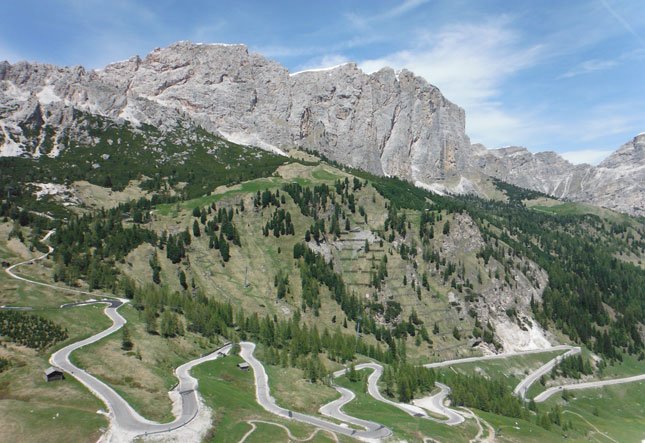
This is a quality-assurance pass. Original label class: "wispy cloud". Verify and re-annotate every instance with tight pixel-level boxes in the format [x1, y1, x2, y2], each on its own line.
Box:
[358, 17, 545, 147]
[559, 58, 618, 78]
[560, 149, 613, 165]
[541, 102, 644, 156]
[559, 47, 645, 79]
[346, 0, 430, 28]
[599, 0, 645, 47]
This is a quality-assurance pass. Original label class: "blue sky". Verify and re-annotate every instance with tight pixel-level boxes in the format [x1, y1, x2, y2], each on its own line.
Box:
[2, 0, 644, 163]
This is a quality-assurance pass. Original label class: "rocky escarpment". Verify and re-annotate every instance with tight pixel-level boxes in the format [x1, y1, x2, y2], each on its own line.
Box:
[580, 134, 645, 215]
[471, 134, 645, 216]
[0, 41, 471, 185]
[439, 212, 553, 352]
[0, 41, 643, 215]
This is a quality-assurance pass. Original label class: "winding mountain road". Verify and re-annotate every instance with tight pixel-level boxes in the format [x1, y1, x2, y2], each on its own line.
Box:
[533, 373, 645, 402]
[4, 231, 233, 438]
[50, 299, 232, 436]
[513, 346, 581, 399]
[332, 363, 465, 425]
[239, 342, 392, 441]
[5, 230, 645, 442]
[422, 345, 585, 402]
[423, 345, 576, 370]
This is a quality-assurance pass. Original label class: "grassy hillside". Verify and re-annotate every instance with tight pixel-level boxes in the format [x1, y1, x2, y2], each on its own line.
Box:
[1, 113, 644, 442]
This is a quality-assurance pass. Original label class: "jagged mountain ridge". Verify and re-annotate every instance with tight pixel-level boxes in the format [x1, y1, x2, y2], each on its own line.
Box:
[472, 135, 645, 216]
[0, 41, 643, 215]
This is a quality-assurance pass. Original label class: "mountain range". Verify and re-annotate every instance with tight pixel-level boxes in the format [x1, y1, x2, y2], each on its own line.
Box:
[1, 41, 643, 215]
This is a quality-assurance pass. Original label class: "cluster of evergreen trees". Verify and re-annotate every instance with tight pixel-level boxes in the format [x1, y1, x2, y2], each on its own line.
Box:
[551, 354, 593, 379]
[362, 171, 645, 359]
[262, 346, 327, 382]
[254, 188, 285, 208]
[534, 404, 573, 432]
[379, 361, 437, 402]
[274, 271, 290, 299]
[440, 372, 527, 419]
[384, 204, 408, 238]
[419, 210, 436, 241]
[164, 230, 191, 264]
[190, 203, 241, 263]
[293, 243, 362, 319]
[305, 219, 326, 244]
[129, 282, 392, 367]
[263, 208, 295, 237]
[283, 182, 332, 217]
[52, 207, 157, 290]
[369, 255, 388, 289]
[0, 311, 68, 350]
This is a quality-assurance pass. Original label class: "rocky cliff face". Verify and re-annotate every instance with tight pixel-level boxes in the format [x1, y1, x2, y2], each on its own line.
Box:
[471, 135, 645, 216]
[0, 41, 643, 215]
[0, 42, 471, 185]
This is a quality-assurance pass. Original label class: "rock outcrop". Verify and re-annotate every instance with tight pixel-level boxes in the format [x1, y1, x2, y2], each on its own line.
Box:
[0, 42, 470, 185]
[1, 41, 643, 215]
[471, 135, 645, 216]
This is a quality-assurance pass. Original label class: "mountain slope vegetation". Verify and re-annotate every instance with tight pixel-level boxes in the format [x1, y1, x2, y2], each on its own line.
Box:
[1, 114, 644, 442]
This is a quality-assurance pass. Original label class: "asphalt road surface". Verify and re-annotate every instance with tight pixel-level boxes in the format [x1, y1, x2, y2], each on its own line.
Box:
[513, 346, 581, 399]
[333, 363, 465, 425]
[423, 345, 576, 369]
[421, 345, 583, 402]
[49, 300, 232, 436]
[240, 342, 392, 441]
[533, 373, 645, 402]
[7, 230, 644, 441]
[4, 230, 232, 438]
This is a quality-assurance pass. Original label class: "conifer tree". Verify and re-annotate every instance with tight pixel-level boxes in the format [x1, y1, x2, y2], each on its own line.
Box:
[121, 324, 133, 351]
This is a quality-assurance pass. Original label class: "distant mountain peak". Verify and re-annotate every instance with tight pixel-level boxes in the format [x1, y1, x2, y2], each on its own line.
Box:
[0, 40, 643, 215]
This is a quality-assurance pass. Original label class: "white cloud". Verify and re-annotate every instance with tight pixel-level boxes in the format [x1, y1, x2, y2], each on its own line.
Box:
[346, 0, 430, 28]
[574, 108, 644, 142]
[560, 149, 613, 165]
[358, 17, 544, 147]
[559, 58, 618, 78]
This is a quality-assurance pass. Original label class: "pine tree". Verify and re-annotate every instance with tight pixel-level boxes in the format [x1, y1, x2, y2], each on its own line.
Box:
[149, 253, 161, 284]
[121, 324, 133, 351]
[443, 221, 450, 235]
[144, 308, 157, 334]
[193, 220, 201, 237]
[220, 237, 230, 262]
[160, 310, 179, 337]
[179, 270, 187, 290]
